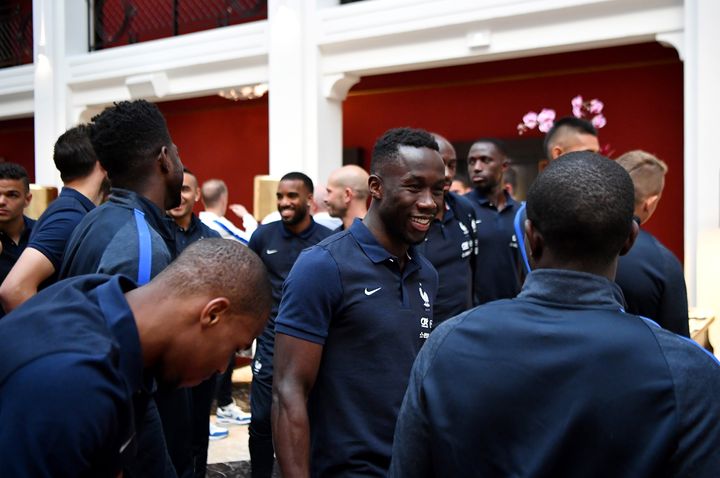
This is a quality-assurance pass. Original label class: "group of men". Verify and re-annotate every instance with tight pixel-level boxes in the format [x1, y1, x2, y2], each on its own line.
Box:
[0, 98, 718, 478]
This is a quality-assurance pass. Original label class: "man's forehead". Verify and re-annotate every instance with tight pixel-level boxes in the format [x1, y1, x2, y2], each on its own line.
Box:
[278, 179, 307, 194]
[0, 179, 26, 192]
[468, 142, 500, 157]
[183, 173, 198, 188]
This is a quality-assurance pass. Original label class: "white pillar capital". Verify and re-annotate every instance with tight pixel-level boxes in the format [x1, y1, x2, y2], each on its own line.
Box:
[322, 73, 360, 101]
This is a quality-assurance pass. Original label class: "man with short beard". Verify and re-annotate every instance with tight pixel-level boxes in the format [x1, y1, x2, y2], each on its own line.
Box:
[246, 171, 333, 478]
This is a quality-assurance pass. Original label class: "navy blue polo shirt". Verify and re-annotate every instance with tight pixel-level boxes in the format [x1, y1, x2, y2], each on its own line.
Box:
[416, 192, 475, 324]
[26, 187, 95, 287]
[390, 269, 720, 477]
[616, 228, 689, 337]
[248, 218, 333, 321]
[173, 213, 220, 255]
[0, 274, 149, 477]
[465, 188, 521, 304]
[275, 218, 438, 477]
[0, 215, 34, 285]
[60, 188, 176, 281]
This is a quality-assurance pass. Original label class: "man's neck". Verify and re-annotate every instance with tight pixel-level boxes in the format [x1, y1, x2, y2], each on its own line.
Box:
[476, 184, 507, 211]
[205, 206, 225, 218]
[343, 202, 367, 229]
[65, 178, 103, 205]
[175, 213, 192, 230]
[362, 210, 409, 270]
[0, 216, 26, 244]
[284, 216, 312, 236]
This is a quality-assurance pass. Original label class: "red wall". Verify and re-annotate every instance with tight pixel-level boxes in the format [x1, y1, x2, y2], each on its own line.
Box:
[0, 117, 35, 182]
[343, 42, 684, 261]
[158, 95, 269, 212]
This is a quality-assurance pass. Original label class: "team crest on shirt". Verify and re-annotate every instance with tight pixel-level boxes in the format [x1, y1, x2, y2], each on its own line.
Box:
[418, 283, 431, 309]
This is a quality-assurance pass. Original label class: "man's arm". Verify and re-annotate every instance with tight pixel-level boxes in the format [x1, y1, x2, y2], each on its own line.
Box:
[272, 333, 323, 478]
[0, 248, 55, 312]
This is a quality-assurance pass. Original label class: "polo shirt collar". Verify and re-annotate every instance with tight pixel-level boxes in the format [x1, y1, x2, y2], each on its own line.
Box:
[471, 188, 517, 209]
[96, 275, 144, 394]
[348, 218, 420, 269]
[518, 269, 624, 310]
[109, 188, 176, 246]
[60, 187, 95, 212]
[280, 217, 320, 239]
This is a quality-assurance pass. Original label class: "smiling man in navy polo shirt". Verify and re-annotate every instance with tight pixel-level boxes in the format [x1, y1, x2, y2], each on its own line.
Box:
[247, 171, 333, 478]
[390, 153, 720, 477]
[0, 239, 271, 478]
[273, 128, 445, 477]
[0, 125, 108, 313]
[465, 138, 521, 304]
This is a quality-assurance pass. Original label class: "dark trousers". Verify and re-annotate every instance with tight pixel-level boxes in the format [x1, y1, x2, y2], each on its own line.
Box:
[250, 327, 275, 478]
[215, 354, 235, 408]
[156, 386, 194, 478]
[124, 398, 177, 478]
[191, 374, 217, 478]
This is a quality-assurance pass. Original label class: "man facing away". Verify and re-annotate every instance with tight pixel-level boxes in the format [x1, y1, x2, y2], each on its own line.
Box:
[246, 171, 333, 478]
[390, 152, 720, 477]
[615, 150, 689, 337]
[416, 133, 477, 325]
[0, 125, 107, 313]
[0, 163, 34, 288]
[0, 239, 271, 478]
[59, 99, 186, 477]
[464, 138, 522, 304]
[199, 178, 257, 243]
[166, 167, 225, 476]
[272, 128, 444, 477]
[324, 164, 370, 231]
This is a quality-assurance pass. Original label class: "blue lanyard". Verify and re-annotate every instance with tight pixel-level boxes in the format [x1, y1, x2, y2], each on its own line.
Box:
[213, 219, 248, 244]
[514, 202, 531, 274]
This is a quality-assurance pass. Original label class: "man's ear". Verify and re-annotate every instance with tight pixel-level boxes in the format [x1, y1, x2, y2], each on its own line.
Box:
[525, 219, 543, 262]
[23, 191, 32, 208]
[551, 146, 563, 160]
[619, 220, 640, 256]
[158, 146, 171, 174]
[199, 297, 230, 328]
[368, 175, 383, 200]
[643, 194, 660, 214]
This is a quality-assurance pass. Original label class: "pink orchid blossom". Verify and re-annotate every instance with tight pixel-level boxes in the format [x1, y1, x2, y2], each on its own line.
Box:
[522, 111, 538, 129]
[591, 114, 607, 128]
[572, 106, 583, 118]
[537, 108, 556, 132]
[589, 99, 604, 114]
[571, 95, 583, 109]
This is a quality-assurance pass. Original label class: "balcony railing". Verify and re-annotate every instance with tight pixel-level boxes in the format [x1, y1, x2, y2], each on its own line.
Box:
[0, 1, 33, 68]
[89, 0, 267, 51]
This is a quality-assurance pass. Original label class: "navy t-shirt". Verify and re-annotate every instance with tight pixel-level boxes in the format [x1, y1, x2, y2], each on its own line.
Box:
[0, 215, 34, 285]
[0, 274, 147, 477]
[26, 187, 95, 286]
[275, 219, 438, 476]
[616, 228, 689, 337]
[464, 189, 521, 304]
[390, 269, 720, 477]
[416, 192, 476, 323]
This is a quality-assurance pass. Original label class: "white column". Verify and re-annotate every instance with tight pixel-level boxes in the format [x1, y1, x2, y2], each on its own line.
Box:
[32, 0, 87, 187]
[684, 0, 720, 312]
[267, 0, 354, 186]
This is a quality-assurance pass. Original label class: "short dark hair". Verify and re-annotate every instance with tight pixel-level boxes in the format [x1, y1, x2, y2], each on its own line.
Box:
[53, 125, 98, 183]
[371, 128, 439, 175]
[471, 138, 509, 158]
[88, 100, 172, 187]
[543, 116, 597, 159]
[0, 162, 30, 191]
[526, 151, 634, 267]
[281, 172, 314, 194]
[183, 167, 194, 176]
[158, 238, 271, 318]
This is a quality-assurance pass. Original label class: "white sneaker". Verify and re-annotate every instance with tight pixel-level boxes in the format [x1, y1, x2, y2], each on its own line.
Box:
[209, 422, 229, 440]
[216, 402, 251, 425]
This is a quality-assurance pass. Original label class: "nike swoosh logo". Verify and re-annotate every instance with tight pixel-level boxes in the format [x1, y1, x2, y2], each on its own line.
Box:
[364, 287, 381, 296]
[266, 249, 278, 255]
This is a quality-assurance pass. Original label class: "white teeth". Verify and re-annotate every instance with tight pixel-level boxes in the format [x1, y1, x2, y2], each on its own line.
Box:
[411, 217, 431, 225]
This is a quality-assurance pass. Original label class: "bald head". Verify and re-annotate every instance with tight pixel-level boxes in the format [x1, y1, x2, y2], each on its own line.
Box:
[616, 150, 668, 224]
[201, 179, 228, 209]
[431, 133, 457, 192]
[325, 165, 370, 226]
